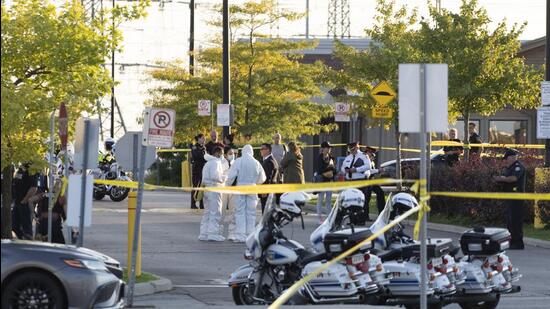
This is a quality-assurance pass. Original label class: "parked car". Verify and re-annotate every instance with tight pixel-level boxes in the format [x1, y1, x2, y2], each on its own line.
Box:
[379, 153, 447, 179]
[1, 239, 124, 309]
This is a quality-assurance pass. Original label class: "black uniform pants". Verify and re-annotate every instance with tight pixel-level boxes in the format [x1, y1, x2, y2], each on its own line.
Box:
[365, 185, 385, 214]
[506, 199, 524, 245]
[191, 173, 204, 209]
[12, 201, 33, 239]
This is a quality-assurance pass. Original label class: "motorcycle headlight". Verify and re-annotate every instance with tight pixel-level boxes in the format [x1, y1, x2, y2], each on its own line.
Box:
[63, 258, 107, 271]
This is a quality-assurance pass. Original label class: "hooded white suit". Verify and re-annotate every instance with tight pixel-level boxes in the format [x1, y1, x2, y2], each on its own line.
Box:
[199, 154, 226, 241]
[226, 145, 266, 242]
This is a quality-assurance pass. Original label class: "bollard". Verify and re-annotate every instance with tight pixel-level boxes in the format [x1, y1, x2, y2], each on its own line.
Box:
[182, 158, 192, 188]
[127, 191, 142, 277]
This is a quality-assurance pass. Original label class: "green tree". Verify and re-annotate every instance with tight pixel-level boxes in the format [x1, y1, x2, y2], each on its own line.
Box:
[0, 0, 147, 238]
[148, 0, 335, 144]
[418, 0, 543, 159]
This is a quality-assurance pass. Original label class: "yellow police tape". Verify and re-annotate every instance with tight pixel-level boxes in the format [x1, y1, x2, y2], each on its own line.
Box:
[430, 141, 546, 149]
[268, 205, 421, 308]
[430, 191, 550, 201]
[93, 178, 402, 194]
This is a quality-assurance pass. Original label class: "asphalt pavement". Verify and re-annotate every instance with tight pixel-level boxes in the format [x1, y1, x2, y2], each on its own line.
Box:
[85, 191, 550, 308]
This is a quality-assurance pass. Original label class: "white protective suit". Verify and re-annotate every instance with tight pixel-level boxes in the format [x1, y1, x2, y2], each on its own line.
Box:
[225, 145, 266, 242]
[199, 155, 226, 241]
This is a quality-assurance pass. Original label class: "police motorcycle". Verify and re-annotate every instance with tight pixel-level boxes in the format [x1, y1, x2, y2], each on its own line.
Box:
[311, 190, 455, 309]
[93, 139, 131, 202]
[366, 192, 521, 309]
[228, 192, 386, 305]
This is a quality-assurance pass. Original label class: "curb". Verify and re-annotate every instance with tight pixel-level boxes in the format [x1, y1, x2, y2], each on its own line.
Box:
[130, 277, 173, 297]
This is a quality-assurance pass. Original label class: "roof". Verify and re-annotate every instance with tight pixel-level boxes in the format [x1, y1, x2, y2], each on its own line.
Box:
[250, 37, 375, 55]
[519, 36, 546, 54]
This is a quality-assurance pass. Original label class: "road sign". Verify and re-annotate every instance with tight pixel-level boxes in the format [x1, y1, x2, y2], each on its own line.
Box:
[143, 108, 175, 148]
[537, 107, 550, 139]
[542, 81, 550, 106]
[372, 107, 393, 118]
[116, 132, 156, 171]
[198, 100, 211, 116]
[66, 174, 93, 228]
[398, 64, 448, 133]
[74, 117, 100, 170]
[217, 104, 234, 126]
[370, 81, 396, 106]
[334, 102, 350, 122]
[58, 102, 68, 151]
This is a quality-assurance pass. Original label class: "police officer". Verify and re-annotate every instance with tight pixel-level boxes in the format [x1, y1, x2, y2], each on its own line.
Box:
[493, 148, 526, 250]
[12, 163, 38, 239]
[190, 134, 207, 209]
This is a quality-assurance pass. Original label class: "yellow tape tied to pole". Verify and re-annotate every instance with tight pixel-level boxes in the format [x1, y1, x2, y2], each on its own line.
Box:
[268, 206, 421, 308]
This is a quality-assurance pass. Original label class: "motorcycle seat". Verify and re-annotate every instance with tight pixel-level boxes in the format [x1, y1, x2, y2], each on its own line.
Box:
[370, 248, 403, 262]
[296, 249, 327, 265]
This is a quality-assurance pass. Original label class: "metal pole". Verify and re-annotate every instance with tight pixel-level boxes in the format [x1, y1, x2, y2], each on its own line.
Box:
[419, 64, 428, 309]
[110, 0, 116, 138]
[48, 111, 55, 242]
[305, 0, 309, 39]
[77, 120, 90, 247]
[222, 0, 231, 137]
[64, 151, 70, 244]
[545, 0, 550, 167]
[189, 0, 195, 75]
[377, 121, 383, 167]
[126, 143, 148, 306]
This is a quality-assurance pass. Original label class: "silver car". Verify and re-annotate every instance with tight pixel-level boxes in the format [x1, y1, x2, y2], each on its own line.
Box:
[1, 239, 124, 309]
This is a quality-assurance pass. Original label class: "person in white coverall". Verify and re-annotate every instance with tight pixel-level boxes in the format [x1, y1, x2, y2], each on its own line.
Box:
[199, 146, 226, 241]
[226, 144, 266, 242]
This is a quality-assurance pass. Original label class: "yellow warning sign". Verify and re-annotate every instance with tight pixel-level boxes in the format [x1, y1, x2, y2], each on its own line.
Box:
[372, 107, 393, 118]
[370, 81, 396, 106]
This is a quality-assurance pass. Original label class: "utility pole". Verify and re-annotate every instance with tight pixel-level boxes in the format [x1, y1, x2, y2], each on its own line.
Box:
[110, 0, 115, 138]
[305, 0, 309, 39]
[545, 0, 550, 167]
[222, 0, 230, 137]
[189, 0, 195, 75]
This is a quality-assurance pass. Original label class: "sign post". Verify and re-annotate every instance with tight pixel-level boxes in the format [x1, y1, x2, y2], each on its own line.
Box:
[126, 108, 175, 307]
[399, 64, 448, 309]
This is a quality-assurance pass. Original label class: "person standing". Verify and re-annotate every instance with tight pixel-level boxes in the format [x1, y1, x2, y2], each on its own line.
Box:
[259, 143, 279, 214]
[468, 122, 483, 156]
[11, 163, 38, 240]
[443, 128, 464, 166]
[222, 146, 236, 212]
[340, 142, 374, 222]
[280, 142, 305, 184]
[223, 134, 236, 151]
[493, 149, 526, 250]
[226, 145, 266, 242]
[190, 134, 206, 209]
[199, 146, 226, 241]
[363, 147, 385, 214]
[205, 130, 224, 155]
[271, 133, 287, 204]
[315, 141, 336, 223]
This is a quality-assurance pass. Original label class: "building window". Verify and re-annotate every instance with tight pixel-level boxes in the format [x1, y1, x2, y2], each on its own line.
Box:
[448, 120, 480, 140]
[489, 120, 527, 144]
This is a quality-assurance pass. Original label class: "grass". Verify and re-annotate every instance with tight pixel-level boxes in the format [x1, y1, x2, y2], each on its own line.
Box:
[122, 268, 159, 284]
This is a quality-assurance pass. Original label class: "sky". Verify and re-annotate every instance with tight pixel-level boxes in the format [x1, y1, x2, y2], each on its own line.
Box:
[71, 1, 550, 135]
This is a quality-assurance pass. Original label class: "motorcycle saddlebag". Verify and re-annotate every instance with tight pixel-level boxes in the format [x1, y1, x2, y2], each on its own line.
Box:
[460, 227, 511, 255]
[401, 238, 453, 259]
[323, 227, 373, 257]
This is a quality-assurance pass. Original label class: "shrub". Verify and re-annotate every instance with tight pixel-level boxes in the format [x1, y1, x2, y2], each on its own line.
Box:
[534, 168, 550, 229]
[409, 155, 543, 226]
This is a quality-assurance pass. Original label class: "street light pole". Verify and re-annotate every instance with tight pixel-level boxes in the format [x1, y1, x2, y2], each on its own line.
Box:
[222, 0, 231, 137]
[545, 0, 549, 167]
[189, 0, 195, 76]
[110, 0, 115, 138]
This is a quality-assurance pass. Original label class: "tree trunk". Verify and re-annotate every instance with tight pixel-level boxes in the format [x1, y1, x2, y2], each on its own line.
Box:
[1, 165, 14, 239]
[463, 112, 470, 162]
[395, 122, 402, 191]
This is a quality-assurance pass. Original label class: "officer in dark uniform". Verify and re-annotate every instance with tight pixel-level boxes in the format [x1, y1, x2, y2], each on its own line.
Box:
[12, 163, 38, 239]
[494, 148, 526, 249]
[190, 134, 206, 209]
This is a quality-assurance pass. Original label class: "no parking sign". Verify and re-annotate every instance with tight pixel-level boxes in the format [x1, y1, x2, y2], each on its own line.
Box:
[142, 107, 176, 148]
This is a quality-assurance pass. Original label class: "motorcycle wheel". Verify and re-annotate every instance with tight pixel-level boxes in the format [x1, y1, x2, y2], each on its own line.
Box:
[232, 285, 260, 305]
[459, 294, 500, 309]
[405, 304, 443, 309]
[93, 190, 106, 200]
[109, 186, 129, 202]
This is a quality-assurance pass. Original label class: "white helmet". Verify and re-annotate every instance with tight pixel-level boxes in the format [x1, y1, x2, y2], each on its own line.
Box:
[104, 137, 115, 151]
[280, 192, 310, 217]
[391, 192, 418, 215]
[338, 188, 365, 209]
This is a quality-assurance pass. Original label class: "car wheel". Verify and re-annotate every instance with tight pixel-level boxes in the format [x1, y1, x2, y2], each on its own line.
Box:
[1, 271, 66, 309]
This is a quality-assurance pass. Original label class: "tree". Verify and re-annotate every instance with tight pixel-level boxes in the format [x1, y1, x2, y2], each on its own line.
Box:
[417, 0, 543, 159]
[147, 0, 336, 144]
[0, 0, 147, 238]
